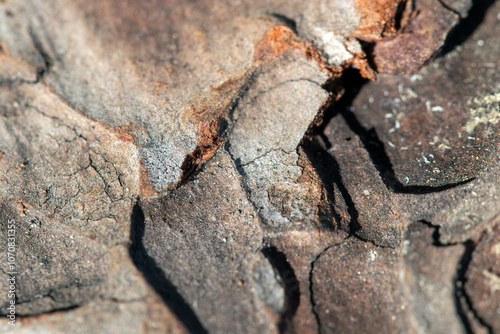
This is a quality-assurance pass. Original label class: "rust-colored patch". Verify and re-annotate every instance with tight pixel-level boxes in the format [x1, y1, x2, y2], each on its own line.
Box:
[180, 118, 225, 181]
[353, 0, 404, 41]
[174, 26, 343, 186]
[253, 26, 300, 65]
[345, 51, 377, 81]
[254, 25, 342, 76]
[114, 124, 138, 144]
[139, 162, 159, 198]
[297, 146, 322, 187]
[176, 75, 248, 182]
[0, 151, 4, 160]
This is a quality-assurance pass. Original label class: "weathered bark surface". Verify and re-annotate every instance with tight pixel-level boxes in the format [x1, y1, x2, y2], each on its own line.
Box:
[0, 0, 499, 333]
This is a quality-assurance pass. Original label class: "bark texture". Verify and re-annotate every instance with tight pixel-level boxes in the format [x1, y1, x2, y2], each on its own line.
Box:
[0, 0, 498, 333]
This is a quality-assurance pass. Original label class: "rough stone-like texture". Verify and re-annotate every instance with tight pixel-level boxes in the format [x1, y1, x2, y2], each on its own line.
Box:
[266, 230, 348, 333]
[0, 202, 109, 315]
[329, 0, 499, 244]
[0, 243, 189, 333]
[310, 222, 477, 334]
[308, 1, 499, 331]
[0, 0, 404, 194]
[312, 237, 409, 333]
[402, 223, 466, 334]
[138, 151, 273, 333]
[372, 0, 468, 74]
[466, 222, 500, 332]
[228, 50, 330, 229]
[3, 296, 188, 334]
[0, 83, 140, 245]
[324, 117, 404, 247]
[0, 0, 498, 333]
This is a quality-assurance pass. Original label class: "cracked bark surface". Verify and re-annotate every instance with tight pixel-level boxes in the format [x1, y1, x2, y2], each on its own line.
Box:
[0, 0, 499, 333]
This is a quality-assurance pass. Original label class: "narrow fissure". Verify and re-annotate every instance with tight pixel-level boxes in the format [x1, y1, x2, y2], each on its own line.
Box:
[178, 71, 258, 185]
[314, 68, 475, 194]
[262, 247, 301, 334]
[302, 137, 361, 235]
[309, 250, 323, 333]
[418, 220, 493, 333]
[307, 243, 344, 334]
[129, 201, 208, 334]
[28, 25, 53, 83]
[439, 0, 496, 56]
[454, 239, 494, 334]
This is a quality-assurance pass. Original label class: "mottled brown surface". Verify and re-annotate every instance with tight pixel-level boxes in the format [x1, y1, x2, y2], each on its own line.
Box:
[466, 222, 500, 333]
[0, 0, 498, 333]
[312, 237, 409, 334]
[372, 0, 463, 74]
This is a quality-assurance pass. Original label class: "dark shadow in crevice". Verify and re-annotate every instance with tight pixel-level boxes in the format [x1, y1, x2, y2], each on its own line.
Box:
[302, 137, 361, 235]
[440, 0, 496, 56]
[301, 138, 340, 232]
[417, 221, 493, 334]
[454, 240, 494, 334]
[308, 249, 323, 333]
[268, 13, 298, 34]
[394, 0, 413, 31]
[454, 240, 479, 334]
[179, 118, 228, 184]
[129, 202, 208, 334]
[317, 69, 474, 195]
[262, 247, 300, 334]
[314, 68, 367, 142]
[28, 25, 53, 83]
[419, 220, 445, 246]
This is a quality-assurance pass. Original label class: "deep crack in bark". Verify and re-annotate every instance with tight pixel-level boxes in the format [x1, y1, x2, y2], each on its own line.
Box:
[262, 246, 301, 334]
[308, 244, 338, 334]
[129, 201, 208, 334]
[418, 220, 494, 333]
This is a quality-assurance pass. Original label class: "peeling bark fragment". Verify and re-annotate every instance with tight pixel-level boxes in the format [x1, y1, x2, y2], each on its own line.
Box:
[324, 116, 404, 247]
[228, 49, 331, 229]
[339, 0, 500, 244]
[372, 0, 469, 74]
[0, 0, 491, 332]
